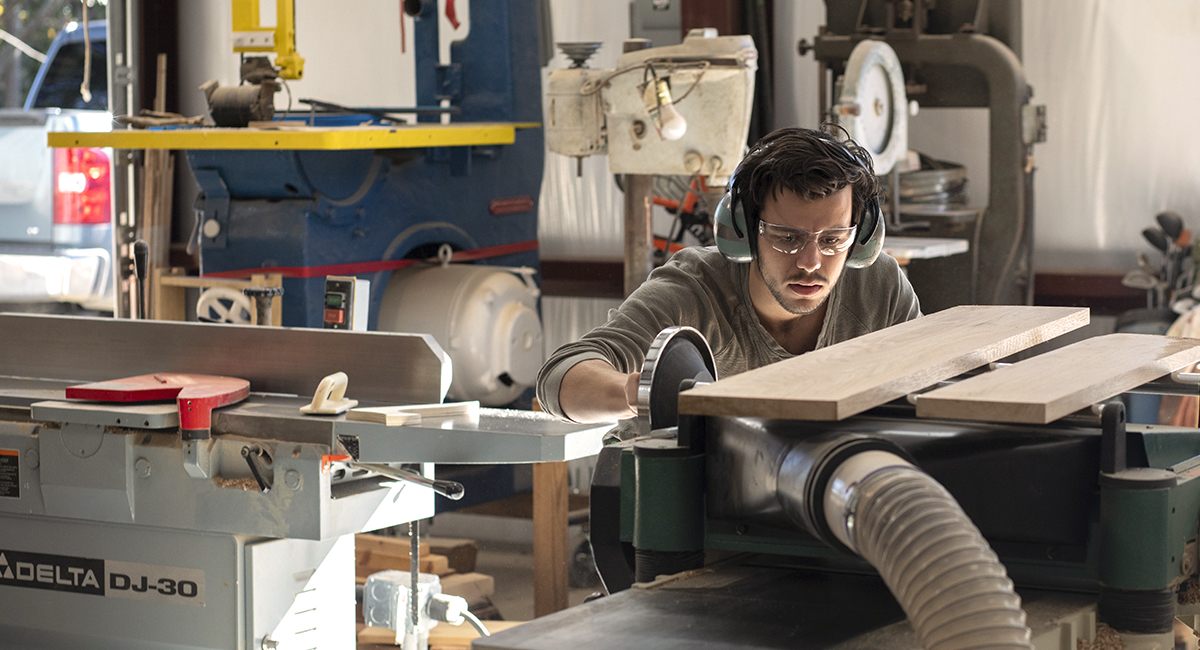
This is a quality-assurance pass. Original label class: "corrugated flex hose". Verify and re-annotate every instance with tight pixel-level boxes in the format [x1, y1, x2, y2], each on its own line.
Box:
[849, 466, 1033, 650]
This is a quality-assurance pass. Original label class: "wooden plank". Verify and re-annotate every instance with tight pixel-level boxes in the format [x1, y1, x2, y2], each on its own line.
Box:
[151, 267, 187, 321]
[345, 410, 422, 426]
[154, 53, 167, 113]
[438, 572, 494, 606]
[138, 55, 174, 318]
[883, 236, 969, 264]
[532, 461, 569, 617]
[347, 401, 479, 424]
[157, 274, 283, 291]
[356, 533, 429, 556]
[678, 305, 1090, 421]
[427, 620, 525, 650]
[355, 550, 451, 577]
[358, 621, 525, 648]
[426, 538, 477, 574]
[915, 333, 1200, 424]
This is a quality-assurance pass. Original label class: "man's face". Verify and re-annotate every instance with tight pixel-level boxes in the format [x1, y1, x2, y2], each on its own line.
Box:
[750, 186, 855, 317]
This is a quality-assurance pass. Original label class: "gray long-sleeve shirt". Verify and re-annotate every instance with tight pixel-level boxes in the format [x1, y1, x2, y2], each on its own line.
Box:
[536, 246, 921, 423]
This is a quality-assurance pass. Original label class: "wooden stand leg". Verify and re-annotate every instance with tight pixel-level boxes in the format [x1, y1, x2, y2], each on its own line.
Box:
[532, 460, 569, 617]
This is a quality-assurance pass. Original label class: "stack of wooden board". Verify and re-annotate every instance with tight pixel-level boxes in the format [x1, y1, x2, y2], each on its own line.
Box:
[356, 534, 448, 577]
[678, 305, 1200, 425]
[680, 305, 1091, 421]
[346, 401, 480, 426]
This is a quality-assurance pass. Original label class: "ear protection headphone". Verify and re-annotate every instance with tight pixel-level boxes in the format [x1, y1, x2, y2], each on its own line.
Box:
[713, 129, 884, 269]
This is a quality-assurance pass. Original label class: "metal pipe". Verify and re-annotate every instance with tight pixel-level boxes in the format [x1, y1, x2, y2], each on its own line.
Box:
[347, 462, 464, 500]
[623, 174, 655, 297]
[409, 519, 419, 647]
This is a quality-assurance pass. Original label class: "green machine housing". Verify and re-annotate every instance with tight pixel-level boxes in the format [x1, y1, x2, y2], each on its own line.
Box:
[590, 402, 1200, 639]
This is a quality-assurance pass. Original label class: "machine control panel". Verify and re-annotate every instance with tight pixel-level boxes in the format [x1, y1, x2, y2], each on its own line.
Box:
[323, 276, 369, 331]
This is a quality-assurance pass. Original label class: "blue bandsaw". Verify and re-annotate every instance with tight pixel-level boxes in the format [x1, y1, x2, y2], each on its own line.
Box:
[190, 0, 544, 332]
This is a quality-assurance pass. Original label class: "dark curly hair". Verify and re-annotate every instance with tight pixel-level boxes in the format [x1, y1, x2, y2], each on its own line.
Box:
[730, 125, 881, 259]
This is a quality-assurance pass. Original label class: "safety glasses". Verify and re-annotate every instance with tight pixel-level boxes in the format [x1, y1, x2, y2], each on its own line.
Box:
[758, 220, 857, 256]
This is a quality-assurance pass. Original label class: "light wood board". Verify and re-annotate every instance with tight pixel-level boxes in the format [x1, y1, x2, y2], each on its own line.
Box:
[678, 305, 1089, 421]
[345, 409, 422, 426]
[532, 461, 569, 618]
[883, 236, 969, 264]
[359, 621, 525, 648]
[346, 401, 479, 425]
[915, 333, 1200, 424]
[356, 533, 429, 556]
[438, 572, 495, 606]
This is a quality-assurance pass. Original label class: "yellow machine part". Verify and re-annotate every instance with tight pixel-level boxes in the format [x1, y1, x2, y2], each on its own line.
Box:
[231, 0, 305, 80]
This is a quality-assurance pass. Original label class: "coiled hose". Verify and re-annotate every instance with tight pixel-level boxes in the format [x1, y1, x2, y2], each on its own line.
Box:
[849, 466, 1033, 650]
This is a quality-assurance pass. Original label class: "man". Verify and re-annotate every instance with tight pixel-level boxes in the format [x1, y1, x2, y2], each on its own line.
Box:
[536, 126, 921, 426]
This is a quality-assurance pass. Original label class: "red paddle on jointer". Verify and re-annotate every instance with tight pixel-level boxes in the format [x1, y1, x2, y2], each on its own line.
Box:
[66, 373, 250, 440]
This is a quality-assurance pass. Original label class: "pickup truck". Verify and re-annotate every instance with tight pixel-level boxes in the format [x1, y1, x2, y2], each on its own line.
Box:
[0, 20, 113, 313]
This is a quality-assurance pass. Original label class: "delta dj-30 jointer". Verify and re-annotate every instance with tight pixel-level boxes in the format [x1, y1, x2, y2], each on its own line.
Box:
[0, 314, 609, 649]
[479, 305, 1200, 650]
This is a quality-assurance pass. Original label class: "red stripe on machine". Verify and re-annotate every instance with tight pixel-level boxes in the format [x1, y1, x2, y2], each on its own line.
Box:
[488, 196, 535, 215]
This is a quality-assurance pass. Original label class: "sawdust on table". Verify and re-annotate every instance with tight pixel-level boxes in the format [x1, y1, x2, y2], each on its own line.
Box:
[213, 477, 258, 490]
[1077, 623, 1124, 650]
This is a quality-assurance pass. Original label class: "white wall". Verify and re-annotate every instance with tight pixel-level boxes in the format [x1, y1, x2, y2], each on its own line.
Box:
[1024, 1, 1200, 270]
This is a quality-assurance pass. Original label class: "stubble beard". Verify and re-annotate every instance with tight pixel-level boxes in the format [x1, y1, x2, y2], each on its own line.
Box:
[757, 263, 829, 316]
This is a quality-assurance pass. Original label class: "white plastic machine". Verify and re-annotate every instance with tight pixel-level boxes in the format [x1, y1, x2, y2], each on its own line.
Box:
[0, 314, 610, 650]
[545, 28, 758, 184]
[378, 261, 542, 406]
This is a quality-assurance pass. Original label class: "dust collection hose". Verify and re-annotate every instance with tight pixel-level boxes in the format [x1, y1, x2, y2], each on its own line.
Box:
[779, 439, 1033, 650]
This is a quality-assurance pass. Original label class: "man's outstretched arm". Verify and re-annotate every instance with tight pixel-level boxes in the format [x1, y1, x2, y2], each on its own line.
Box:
[556, 359, 640, 423]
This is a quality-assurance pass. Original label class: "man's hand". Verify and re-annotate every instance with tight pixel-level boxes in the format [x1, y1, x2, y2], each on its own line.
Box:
[624, 371, 641, 415]
[559, 359, 639, 423]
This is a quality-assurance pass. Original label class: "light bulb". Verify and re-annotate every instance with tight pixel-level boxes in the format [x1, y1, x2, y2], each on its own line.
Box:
[651, 78, 687, 140]
[656, 102, 687, 140]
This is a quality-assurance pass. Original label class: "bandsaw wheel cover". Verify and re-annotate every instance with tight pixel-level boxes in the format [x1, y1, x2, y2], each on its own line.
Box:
[836, 40, 908, 176]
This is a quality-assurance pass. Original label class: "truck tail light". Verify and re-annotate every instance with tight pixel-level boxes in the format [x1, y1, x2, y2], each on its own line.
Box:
[54, 147, 111, 225]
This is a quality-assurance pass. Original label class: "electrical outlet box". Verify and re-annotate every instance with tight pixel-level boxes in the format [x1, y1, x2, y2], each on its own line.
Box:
[323, 276, 369, 331]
